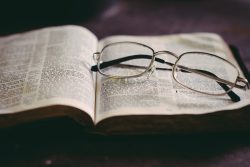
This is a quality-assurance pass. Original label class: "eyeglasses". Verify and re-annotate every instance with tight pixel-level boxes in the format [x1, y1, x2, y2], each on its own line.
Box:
[91, 41, 249, 102]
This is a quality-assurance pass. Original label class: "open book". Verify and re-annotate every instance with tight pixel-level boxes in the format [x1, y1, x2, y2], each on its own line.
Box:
[0, 25, 249, 134]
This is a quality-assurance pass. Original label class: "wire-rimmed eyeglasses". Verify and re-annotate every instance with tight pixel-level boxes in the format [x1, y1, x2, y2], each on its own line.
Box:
[91, 41, 249, 102]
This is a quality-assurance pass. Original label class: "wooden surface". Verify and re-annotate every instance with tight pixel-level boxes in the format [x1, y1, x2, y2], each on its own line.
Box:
[1, 0, 250, 166]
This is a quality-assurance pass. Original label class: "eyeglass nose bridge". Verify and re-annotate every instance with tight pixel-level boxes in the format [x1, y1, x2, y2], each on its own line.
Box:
[154, 50, 178, 58]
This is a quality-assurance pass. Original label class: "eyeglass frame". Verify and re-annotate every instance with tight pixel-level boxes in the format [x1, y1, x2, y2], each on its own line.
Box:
[91, 41, 249, 99]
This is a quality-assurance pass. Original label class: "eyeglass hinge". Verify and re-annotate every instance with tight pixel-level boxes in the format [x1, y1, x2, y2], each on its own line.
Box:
[236, 76, 250, 90]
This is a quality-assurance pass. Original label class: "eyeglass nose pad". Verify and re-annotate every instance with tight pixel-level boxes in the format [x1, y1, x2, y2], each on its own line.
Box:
[147, 64, 156, 79]
[93, 52, 100, 63]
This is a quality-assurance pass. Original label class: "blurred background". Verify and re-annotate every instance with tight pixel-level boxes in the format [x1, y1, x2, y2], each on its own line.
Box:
[0, 0, 106, 34]
[1, 0, 249, 74]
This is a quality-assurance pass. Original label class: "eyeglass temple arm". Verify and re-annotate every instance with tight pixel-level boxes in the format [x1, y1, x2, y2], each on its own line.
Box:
[185, 69, 240, 102]
[179, 65, 249, 91]
[91, 54, 240, 102]
[91, 54, 168, 71]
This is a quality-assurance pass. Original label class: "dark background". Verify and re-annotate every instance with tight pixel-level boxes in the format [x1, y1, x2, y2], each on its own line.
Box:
[1, 0, 250, 166]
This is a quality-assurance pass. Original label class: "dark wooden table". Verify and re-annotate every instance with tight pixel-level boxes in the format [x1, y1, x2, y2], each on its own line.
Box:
[1, 0, 250, 166]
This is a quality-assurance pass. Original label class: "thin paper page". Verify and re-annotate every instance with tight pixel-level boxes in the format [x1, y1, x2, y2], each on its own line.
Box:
[0, 26, 97, 120]
[95, 33, 250, 123]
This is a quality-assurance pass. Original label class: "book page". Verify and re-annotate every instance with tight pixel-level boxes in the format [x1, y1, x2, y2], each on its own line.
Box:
[0, 25, 97, 120]
[95, 33, 250, 123]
